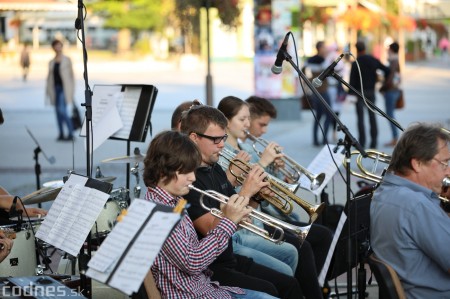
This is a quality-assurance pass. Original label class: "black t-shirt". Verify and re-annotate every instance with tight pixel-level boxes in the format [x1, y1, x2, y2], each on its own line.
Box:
[184, 163, 237, 268]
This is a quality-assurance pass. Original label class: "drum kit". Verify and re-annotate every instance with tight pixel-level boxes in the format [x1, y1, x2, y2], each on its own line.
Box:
[1, 152, 144, 280]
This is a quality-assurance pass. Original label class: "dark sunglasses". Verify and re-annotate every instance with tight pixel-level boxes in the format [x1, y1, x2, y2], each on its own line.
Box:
[195, 132, 228, 144]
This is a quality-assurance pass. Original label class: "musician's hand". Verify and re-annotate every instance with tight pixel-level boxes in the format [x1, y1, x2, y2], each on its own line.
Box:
[222, 194, 252, 224]
[0, 231, 13, 263]
[239, 165, 270, 198]
[259, 142, 284, 168]
[23, 207, 47, 218]
[235, 150, 251, 163]
[226, 151, 252, 186]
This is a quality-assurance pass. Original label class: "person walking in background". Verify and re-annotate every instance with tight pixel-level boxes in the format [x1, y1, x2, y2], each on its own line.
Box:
[19, 43, 30, 82]
[45, 39, 75, 142]
[438, 36, 449, 62]
[304, 41, 332, 146]
[380, 42, 402, 147]
[325, 43, 347, 142]
[349, 41, 390, 149]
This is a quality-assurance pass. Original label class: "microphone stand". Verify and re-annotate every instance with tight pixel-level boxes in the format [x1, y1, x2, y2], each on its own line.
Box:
[278, 49, 366, 299]
[76, 0, 93, 297]
[26, 127, 55, 208]
[330, 71, 404, 132]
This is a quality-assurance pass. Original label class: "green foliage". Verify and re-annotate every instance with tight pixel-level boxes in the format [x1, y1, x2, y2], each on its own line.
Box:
[133, 37, 152, 54]
[175, 0, 241, 29]
[87, 0, 170, 31]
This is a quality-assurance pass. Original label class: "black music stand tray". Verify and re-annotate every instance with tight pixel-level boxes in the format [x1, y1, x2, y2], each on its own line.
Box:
[326, 192, 372, 298]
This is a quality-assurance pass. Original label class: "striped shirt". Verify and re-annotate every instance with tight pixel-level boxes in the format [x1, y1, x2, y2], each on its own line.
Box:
[145, 186, 244, 298]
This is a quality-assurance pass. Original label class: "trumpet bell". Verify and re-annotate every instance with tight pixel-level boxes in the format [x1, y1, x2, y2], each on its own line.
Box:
[310, 172, 326, 191]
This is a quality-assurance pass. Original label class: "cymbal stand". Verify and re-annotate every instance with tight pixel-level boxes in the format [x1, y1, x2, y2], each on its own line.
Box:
[26, 126, 55, 207]
[131, 162, 141, 199]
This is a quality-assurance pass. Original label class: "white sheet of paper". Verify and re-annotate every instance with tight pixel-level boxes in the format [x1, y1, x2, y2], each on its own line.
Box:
[91, 101, 123, 152]
[87, 199, 180, 295]
[318, 211, 347, 286]
[299, 144, 345, 195]
[111, 86, 141, 140]
[35, 174, 110, 256]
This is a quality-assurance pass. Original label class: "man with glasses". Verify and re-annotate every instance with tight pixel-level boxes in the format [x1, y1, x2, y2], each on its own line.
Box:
[180, 105, 303, 299]
[370, 123, 450, 298]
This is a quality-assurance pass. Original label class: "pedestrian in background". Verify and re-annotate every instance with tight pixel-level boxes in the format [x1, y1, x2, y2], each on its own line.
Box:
[326, 43, 347, 142]
[45, 39, 75, 141]
[349, 41, 390, 149]
[380, 42, 401, 147]
[304, 41, 332, 146]
[19, 43, 30, 82]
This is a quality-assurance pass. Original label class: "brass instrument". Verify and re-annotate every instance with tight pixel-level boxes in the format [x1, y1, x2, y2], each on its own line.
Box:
[245, 131, 326, 190]
[219, 152, 325, 223]
[343, 149, 391, 183]
[188, 184, 311, 244]
[345, 150, 450, 212]
[219, 147, 300, 193]
[441, 177, 450, 212]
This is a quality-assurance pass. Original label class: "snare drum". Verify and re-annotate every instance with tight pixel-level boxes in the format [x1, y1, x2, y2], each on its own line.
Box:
[91, 188, 128, 239]
[0, 222, 38, 277]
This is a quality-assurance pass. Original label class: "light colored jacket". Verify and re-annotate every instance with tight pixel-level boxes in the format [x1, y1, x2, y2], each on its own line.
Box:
[45, 55, 75, 105]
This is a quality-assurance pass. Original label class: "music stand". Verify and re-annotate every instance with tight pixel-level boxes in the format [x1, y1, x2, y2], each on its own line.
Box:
[326, 192, 372, 298]
[80, 84, 158, 198]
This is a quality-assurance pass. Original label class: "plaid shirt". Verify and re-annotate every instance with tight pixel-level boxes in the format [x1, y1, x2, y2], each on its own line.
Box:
[145, 186, 244, 298]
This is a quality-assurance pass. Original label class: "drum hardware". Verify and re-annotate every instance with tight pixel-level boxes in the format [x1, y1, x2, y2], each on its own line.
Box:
[101, 153, 144, 164]
[131, 163, 141, 198]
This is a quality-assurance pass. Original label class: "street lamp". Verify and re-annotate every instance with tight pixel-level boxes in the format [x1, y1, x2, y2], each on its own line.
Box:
[204, 0, 213, 106]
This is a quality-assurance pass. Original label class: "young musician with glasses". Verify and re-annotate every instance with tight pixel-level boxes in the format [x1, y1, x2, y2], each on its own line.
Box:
[180, 105, 303, 299]
[218, 96, 331, 299]
[143, 130, 277, 299]
[370, 123, 450, 298]
[217, 96, 298, 277]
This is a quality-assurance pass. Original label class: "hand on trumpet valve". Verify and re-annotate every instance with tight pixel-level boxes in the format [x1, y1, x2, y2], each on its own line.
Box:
[259, 142, 284, 168]
[221, 194, 253, 224]
[239, 165, 270, 199]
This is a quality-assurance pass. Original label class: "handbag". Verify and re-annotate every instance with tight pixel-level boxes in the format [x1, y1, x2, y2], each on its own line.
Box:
[71, 103, 82, 130]
[395, 90, 405, 109]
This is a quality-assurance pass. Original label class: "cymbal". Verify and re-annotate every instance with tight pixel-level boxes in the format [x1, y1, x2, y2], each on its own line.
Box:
[22, 187, 62, 205]
[42, 176, 116, 188]
[101, 154, 144, 164]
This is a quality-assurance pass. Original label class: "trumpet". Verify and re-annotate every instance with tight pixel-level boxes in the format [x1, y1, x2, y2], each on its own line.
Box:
[219, 147, 300, 193]
[245, 131, 326, 191]
[345, 150, 450, 212]
[343, 149, 391, 183]
[219, 152, 325, 223]
[188, 184, 311, 244]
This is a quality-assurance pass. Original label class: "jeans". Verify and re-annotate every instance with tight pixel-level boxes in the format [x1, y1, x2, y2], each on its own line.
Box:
[230, 289, 279, 299]
[355, 91, 377, 148]
[311, 91, 332, 145]
[55, 85, 74, 138]
[383, 90, 401, 139]
[232, 230, 298, 276]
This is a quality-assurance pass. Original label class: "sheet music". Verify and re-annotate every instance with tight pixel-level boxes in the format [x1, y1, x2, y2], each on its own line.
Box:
[318, 211, 347, 286]
[299, 144, 345, 195]
[112, 86, 141, 140]
[87, 199, 180, 296]
[35, 174, 110, 256]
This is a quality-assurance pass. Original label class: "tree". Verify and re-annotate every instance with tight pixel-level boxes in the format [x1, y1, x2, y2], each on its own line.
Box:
[87, 0, 174, 52]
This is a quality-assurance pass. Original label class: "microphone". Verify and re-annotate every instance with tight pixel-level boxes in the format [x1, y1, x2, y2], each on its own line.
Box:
[75, 1, 83, 30]
[312, 53, 345, 87]
[271, 33, 290, 75]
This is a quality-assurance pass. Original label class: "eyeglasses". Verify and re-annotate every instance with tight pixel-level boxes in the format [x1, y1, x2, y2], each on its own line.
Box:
[433, 158, 450, 169]
[195, 132, 228, 144]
